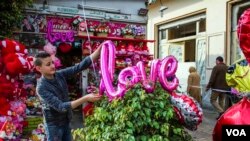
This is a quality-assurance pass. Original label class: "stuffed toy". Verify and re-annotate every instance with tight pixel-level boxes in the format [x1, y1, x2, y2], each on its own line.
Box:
[0, 73, 16, 98]
[141, 42, 149, 55]
[117, 41, 126, 54]
[72, 16, 83, 27]
[125, 58, 132, 67]
[0, 39, 33, 77]
[0, 57, 3, 72]
[58, 42, 72, 53]
[25, 56, 35, 72]
[1, 39, 33, 77]
[0, 98, 10, 116]
[44, 42, 62, 69]
[127, 42, 135, 55]
[79, 22, 87, 32]
[134, 43, 142, 54]
[3, 53, 30, 77]
[0, 39, 28, 57]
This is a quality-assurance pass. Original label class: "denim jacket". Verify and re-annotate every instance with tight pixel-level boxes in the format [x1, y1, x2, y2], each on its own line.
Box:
[36, 56, 92, 126]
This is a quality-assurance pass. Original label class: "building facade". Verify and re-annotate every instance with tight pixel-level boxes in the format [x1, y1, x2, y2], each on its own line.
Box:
[147, 0, 249, 92]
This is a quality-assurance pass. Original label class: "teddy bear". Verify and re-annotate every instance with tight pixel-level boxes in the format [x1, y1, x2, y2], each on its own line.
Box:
[127, 42, 135, 55]
[3, 53, 30, 76]
[0, 57, 3, 72]
[0, 97, 11, 116]
[0, 73, 16, 99]
[1, 39, 34, 77]
[44, 42, 62, 69]
[0, 39, 28, 57]
[117, 41, 126, 54]
[141, 42, 149, 55]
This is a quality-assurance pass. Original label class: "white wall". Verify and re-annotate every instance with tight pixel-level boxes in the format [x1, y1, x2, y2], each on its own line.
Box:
[147, 0, 230, 54]
[147, 0, 231, 90]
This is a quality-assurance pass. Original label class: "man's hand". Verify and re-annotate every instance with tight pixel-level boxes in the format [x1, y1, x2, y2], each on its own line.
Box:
[84, 93, 102, 102]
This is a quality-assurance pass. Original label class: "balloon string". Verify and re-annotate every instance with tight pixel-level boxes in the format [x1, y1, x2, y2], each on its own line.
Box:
[182, 84, 250, 97]
[81, 0, 100, 85]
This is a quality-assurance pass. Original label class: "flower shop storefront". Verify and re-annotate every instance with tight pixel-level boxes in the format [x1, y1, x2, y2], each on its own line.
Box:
[3, 11, 154, 140]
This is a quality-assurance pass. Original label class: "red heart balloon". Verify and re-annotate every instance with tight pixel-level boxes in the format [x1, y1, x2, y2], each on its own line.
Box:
[213, 97, 250, 141]
[58, 42, 72, 53]
[237, 8, 250, 63]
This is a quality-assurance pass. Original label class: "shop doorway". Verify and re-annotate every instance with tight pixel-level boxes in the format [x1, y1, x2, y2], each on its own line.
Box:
[56, 40, 82, 106]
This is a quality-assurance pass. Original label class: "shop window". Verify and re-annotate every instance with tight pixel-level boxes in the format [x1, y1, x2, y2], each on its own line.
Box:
[161, 29, 166, 40]
[199, 18, 206, 32]
[184, 40, 196, 62]
[168, 22, 196, 40]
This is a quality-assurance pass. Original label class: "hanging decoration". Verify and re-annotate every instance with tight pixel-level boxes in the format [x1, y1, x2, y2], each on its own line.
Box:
[99, 40, 179, 101]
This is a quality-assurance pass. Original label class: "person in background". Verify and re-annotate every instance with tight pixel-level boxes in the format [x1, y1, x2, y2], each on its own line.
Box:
[187, 66, 202, 105]
[34, 45, 102, 141]
[206, 56, 230, 120]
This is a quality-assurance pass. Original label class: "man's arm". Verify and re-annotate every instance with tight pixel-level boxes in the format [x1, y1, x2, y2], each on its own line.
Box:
[71, 93, 102, 109]
[58, 46, 102, 78]
[37, 87, 102, 111]
[206, 67, 217, 91]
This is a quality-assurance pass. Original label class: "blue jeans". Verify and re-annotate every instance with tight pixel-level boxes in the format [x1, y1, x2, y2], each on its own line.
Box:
[45, 123, 72, 141]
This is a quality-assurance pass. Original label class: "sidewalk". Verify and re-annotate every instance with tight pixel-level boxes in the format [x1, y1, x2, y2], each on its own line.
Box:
[187, 108, 218, 141]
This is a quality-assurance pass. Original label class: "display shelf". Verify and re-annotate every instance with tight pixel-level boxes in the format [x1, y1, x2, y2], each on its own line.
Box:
[78, 35, 155, 42]
[116, 53, 153, 57]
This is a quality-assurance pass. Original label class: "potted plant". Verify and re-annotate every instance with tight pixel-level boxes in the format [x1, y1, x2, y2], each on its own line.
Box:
[72, 83, 193, 141]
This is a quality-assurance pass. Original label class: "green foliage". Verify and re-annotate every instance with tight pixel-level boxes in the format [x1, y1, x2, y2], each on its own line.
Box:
[0, 0, 33, 37]
[73, 84, 193, 141]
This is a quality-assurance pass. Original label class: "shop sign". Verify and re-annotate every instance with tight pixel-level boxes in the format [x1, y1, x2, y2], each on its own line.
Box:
[106, 13, 131, 20]
[88, 10, 105, 18]
[57, 7, 79, 14]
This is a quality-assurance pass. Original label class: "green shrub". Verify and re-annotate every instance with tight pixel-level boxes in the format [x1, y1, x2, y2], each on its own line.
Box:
[73, 84, 193, 141]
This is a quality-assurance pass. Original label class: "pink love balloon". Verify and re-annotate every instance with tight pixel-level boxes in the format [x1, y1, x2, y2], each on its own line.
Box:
[158, 56, 179, 92]
[118, 66, 140, 88]
[136, 60, 160, 93]
[99, 41, 180, 100]
[100, 40, 125, 100]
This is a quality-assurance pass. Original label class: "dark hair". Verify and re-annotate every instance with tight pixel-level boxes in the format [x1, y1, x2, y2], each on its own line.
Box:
[33, 51, 51, 66]
[216, 56, 223, 62]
